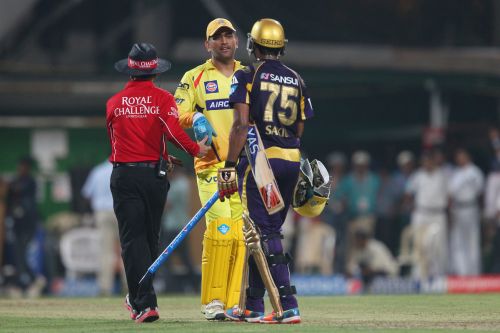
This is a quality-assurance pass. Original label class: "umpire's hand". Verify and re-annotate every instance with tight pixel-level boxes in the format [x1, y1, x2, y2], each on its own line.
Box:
[196, 137, 211, 157]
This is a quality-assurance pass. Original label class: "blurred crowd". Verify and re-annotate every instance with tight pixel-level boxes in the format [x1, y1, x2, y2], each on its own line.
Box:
[3, 130, 500, 297]
[300, 129, 500, 287]
[0, 156, 202, 298]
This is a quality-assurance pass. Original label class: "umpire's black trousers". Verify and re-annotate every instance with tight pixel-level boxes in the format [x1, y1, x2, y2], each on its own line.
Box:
[110, 165, 169, 311]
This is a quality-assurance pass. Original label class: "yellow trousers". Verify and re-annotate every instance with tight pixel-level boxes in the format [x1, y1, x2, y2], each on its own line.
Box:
[196, 162, 245, 309]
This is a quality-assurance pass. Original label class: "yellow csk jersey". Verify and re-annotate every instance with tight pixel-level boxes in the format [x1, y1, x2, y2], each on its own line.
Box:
[174, 59, 244, 173]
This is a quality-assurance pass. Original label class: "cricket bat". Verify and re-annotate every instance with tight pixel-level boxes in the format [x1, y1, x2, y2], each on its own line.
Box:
[245, 124, 285, 215]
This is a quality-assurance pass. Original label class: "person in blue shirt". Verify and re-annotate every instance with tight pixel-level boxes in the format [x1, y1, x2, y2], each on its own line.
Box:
[337, 151, 380, 271]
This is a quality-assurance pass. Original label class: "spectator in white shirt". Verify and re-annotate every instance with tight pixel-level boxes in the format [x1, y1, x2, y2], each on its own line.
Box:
[347, 228, 399, 287]
[448, 149, 484, 276]
[405, 152, 448, 280]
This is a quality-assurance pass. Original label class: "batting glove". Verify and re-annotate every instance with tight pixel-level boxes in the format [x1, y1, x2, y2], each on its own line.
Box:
[193, 113, 217, 145]
[217, 167, 238, 201]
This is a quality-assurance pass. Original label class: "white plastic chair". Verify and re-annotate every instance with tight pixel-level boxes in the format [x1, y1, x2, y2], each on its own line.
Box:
[60, 228, 101, 279]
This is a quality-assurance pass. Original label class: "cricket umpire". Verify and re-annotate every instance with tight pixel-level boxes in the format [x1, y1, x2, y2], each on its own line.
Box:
[107, 43, 209, 323]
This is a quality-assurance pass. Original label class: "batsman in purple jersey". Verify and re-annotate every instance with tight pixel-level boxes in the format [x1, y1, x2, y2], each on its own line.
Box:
[230, 60, 313, 149]
[230, 59, 313, 230]
[217, 18, 313, 324]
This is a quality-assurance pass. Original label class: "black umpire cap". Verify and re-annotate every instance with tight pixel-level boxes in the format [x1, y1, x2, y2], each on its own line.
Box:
[114, 43, 171, 76]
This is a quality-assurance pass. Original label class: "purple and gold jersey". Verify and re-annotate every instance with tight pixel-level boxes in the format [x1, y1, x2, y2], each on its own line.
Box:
[229, 59, 314, 149]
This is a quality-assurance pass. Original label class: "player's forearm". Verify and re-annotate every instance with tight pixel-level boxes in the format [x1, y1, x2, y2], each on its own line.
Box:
[226, 123, 248, 164]
[162, 116, 200, 157]
[226, 103, 250, 165]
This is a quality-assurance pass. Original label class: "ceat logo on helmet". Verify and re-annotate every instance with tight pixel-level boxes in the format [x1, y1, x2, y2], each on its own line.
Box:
[204, 80, 219, 94]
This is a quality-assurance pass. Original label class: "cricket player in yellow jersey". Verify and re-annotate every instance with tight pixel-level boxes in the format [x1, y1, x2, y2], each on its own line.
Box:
[174, 18, 245, 320]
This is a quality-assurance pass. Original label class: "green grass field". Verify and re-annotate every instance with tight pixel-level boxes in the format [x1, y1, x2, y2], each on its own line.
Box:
[1, 294, 500, 332]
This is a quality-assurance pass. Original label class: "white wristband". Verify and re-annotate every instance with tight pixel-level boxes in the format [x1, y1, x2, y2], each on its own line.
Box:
[193, 112, 205, 123]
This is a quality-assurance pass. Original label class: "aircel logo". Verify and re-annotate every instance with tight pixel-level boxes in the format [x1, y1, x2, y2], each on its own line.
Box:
[260, 73, 298, 85]
[206, 99, 230, 110]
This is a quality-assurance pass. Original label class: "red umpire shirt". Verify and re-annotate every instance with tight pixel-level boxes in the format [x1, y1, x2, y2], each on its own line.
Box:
[106, 80, 200, 162]
[108, 42, 209, 322]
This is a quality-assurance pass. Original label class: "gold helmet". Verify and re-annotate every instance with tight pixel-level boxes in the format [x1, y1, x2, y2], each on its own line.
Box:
[292, 158, 331, 218]
[247, 18, 287, 56]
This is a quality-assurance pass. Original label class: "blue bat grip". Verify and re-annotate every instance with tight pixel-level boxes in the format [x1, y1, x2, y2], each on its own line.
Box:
[139, 191, 219, 284]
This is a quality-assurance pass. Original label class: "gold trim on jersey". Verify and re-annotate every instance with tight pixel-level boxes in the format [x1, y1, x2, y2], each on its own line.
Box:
[264, 147, 300, 162]
[300, 96, 306, 120]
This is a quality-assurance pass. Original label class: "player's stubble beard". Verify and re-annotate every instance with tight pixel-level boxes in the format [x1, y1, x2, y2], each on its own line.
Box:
[211, 45, 237, 65]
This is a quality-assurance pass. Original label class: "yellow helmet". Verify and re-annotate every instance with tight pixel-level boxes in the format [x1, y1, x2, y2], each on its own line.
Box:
[292, 158, 331, 218]
[247, 18, 287, 56]
[293, 194, 329, 218]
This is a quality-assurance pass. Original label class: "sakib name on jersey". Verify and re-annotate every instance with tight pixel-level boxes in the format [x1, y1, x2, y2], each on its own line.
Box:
[266, 125, 289, 137]
[260, 72, 298, 85]
[114, 96, 160, 117]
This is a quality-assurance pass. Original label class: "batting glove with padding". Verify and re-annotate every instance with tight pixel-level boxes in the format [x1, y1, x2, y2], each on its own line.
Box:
[217, 167, 237, 201]
[193, 113, 217, 145]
